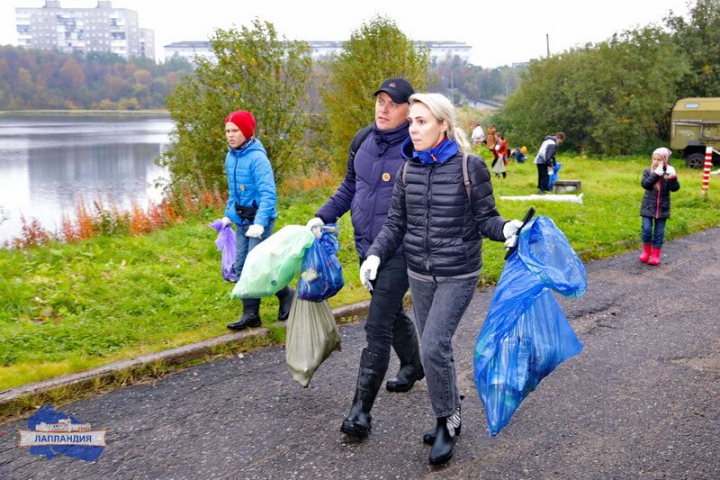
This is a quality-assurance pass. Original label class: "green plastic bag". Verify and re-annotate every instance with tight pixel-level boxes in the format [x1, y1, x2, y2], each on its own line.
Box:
[286, 297, 342, 387]
[231, 225, 315, 299]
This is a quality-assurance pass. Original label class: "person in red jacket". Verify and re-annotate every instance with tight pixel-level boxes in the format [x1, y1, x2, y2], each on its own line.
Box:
[639, 147, 680, 266]
[492, 133, 508, 178]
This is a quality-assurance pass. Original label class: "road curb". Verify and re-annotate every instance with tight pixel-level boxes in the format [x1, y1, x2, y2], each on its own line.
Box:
[0, 301, 372, 412]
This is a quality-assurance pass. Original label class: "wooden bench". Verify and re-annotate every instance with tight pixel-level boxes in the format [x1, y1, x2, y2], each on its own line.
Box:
[552, 180, 582, 193]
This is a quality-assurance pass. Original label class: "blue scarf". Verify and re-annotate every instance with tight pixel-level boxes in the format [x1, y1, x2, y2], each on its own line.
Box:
[402, 136, 459, 164]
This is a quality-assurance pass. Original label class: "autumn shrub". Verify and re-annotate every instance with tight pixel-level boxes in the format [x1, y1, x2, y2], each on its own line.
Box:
[9, 183, 223, 249]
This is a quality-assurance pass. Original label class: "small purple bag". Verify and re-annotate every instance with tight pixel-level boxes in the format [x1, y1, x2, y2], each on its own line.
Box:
[209, 220, 237, 282]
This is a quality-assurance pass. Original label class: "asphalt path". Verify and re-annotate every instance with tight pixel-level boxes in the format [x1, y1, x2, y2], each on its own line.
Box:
[1, 228, 719, 479]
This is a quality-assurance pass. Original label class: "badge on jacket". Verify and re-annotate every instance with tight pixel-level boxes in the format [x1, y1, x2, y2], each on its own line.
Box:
[240, 185, 245, 191]
[382, 173, 391, 182]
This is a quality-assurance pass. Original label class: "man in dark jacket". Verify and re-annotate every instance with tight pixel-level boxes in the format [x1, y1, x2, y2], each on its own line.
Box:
[533, 132, 565, 193]
[305, 78, 423, 439]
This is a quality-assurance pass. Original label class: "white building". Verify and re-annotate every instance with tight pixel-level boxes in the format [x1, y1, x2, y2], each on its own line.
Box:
[163, 41, 217, 64]
[423, 41, 472, 64]
[164, 40, 471, 66]
[15, 0, 154, 61]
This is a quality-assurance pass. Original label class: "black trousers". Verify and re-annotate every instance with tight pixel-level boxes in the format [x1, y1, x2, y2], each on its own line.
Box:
[362, 254, 415, 370]
[537, 163, 550, 192]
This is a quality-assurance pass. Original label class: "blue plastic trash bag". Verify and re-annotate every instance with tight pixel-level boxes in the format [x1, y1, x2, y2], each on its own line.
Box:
[209, 220, 237, 282]
[548, 162, 562, 190]
[297, 225, 344, 301]
[474, 215, 585, 436]
[231, 225, 315, 299]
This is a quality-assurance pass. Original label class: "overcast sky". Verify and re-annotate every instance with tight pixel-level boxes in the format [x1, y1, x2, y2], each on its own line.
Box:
[1, 0, 692, 68]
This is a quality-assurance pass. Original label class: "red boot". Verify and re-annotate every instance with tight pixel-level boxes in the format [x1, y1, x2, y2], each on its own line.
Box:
[648, 247, 662, 266]
[639, 244, 652, 263]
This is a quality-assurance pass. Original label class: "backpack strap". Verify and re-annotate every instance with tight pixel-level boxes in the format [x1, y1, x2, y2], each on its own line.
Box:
[402, 153, 472, 201]
[349, 125, 373, 162]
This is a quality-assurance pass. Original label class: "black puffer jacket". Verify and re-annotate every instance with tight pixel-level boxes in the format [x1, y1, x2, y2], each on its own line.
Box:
[367, 151, 507, 277]
[640, 168, 680, 219]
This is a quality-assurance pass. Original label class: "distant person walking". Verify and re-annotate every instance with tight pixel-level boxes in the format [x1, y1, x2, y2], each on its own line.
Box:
[485, 124, 498, 164]
[470, 121, 485, 146]
[639, 147, 680, 266]
[533, 132, 565, 193]
[492, 133, 508, 179]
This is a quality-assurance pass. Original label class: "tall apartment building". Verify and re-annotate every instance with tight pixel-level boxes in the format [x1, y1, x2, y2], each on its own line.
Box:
[15, 0, 155, 61]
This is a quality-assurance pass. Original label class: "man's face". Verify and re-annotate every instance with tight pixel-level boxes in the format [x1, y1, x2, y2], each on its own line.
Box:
[375, 92, 409, 131]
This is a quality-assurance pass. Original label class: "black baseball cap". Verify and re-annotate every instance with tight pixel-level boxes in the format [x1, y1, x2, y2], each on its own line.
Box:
[373, 78, 415, 104]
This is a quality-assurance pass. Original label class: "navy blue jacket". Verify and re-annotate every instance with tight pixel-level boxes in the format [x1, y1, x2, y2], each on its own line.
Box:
[315, 123, 408, 259]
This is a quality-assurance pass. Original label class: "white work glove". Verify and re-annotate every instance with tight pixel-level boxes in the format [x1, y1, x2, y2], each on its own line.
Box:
[654, 165, 666, 176]
[666, 165, 677, 178]
[359, 255, 380, 292]
[503, 219, 523, 250]
[245, 224, 264, 238]
[305, 217, 324, 239]
[547, 165, 554, 175]
[221, 216, 233, 227]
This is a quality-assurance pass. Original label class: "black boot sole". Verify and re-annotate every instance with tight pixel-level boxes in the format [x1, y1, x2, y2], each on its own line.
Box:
[386, 372, 425, 392]
[429, 448, 454, 465]
[340, 420, 371, 438]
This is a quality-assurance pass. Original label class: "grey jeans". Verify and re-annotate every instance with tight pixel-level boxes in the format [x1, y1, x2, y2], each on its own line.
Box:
[408, 274, 479, 418]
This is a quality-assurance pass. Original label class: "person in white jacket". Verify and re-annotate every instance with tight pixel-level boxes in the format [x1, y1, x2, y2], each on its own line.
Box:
[470, 121, 485, 145]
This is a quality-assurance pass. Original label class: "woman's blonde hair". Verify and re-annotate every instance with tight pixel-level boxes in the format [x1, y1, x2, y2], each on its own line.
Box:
[408, 93, 471, 154]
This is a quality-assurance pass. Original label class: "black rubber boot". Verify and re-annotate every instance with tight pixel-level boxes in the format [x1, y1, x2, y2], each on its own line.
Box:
[275, 286, 294, 321]
[226, 298, 261, 330]
[423, 402, 462, 446]
[340, 349, 385, 438]
[428, 406, 461, 465]
[386, 321, 424, 392]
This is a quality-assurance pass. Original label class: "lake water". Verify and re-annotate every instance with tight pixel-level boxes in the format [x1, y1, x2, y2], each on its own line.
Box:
[0, 114, 173, 245]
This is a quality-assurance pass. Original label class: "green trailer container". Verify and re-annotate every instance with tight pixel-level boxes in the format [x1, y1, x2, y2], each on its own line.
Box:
[670, 97, 720, 168]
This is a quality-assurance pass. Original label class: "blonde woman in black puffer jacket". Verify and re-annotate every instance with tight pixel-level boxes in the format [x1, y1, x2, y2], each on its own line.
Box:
[361, 93, 523, 466]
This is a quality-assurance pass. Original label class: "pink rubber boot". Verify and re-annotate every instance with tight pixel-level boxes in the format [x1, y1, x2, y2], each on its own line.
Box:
[639, 244, 652, 263]
[648, 247, 662, 266]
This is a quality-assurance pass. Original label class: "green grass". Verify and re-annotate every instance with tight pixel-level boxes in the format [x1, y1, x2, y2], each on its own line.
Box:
[1, 152, 719, 391]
